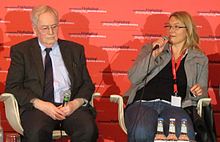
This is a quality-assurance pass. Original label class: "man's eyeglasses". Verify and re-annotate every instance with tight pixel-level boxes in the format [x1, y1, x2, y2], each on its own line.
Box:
[164, 25, 187, 31]
[38, 24, 58, 34]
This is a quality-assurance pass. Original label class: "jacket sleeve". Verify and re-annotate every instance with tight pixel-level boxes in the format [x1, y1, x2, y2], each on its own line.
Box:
[195, 55, 209, 100]
[73, 46, 95, 102]
[189, 52, 209, 103]
[128, 44, 161, 85]
[5, 46, 37, 107]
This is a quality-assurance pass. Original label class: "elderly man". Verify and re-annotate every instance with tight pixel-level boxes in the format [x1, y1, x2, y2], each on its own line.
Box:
[6, 5, 98, 142]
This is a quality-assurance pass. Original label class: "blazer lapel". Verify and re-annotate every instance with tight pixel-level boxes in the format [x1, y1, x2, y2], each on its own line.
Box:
[58, 40, 74, 86]
[30, 39, 44, 87]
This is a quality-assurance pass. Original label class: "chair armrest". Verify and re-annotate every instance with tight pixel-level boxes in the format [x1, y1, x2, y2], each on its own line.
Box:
[90, 92, 101, 107]
[0, 93, 24, 135]
[196, 98, 211, 117]
[110, 95, 127, 134]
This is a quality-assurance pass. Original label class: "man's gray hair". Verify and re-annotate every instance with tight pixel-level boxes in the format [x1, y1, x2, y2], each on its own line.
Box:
[31, 5, 58, 26]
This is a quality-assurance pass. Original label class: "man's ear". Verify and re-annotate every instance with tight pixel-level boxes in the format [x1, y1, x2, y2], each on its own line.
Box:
[32, 25, 37, 36]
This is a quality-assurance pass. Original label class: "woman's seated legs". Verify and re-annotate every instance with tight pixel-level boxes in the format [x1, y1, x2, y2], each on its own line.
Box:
[159, 103, 195, 140]
[125, 102, 158, 142]
[125, 101, 195, 142]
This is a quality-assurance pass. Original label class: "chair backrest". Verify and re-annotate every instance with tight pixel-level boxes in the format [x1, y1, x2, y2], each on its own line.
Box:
[0, 93, 23, 135]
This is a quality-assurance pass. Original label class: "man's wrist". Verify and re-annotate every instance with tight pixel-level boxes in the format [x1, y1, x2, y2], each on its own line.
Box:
[30, 98, 39, 108]
[82, 99, 88, 106]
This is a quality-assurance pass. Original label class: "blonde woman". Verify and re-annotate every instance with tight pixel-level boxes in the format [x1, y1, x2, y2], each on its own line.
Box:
[125, 11, 208, 142]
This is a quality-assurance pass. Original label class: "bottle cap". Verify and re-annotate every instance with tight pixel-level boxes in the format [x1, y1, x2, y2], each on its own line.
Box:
[170, 118, 175, 121]
[158, 117, 164, 121]
[181, 118, 187, 121]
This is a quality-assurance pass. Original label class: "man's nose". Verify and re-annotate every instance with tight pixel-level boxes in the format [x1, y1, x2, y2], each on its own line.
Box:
[48, 27, 54, 35]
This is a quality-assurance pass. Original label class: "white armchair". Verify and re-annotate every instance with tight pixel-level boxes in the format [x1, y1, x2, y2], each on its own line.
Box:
[109, 94, 211, 134]
[0, 92, 100, 139]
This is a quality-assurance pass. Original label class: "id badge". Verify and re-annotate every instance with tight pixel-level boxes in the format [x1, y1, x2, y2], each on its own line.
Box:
[171, 96, 181, 107]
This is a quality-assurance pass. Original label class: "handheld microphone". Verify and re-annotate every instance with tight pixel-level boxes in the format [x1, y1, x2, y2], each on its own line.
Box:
[152, 36, 169, 51]
[62, 89, 71, 106]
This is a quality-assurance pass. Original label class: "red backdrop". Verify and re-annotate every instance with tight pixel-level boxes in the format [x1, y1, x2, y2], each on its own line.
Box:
[0, 0, 220, 141]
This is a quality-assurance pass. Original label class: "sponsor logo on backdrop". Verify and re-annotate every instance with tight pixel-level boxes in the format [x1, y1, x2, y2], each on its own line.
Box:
[69, 32, 106, 38]
[5, 6, 33, 11]
[101, 20, 138, 27]
[0, 18, 10, 24]
[5, 31, 34, 36]
[0, 46, 11, 58]
[86, 57, 105, 63]
[133, 9, 170, 15]
[69, 7, 107, 13]
[1, 45, 10, 48]
[102, 70, 127, 76]
[200, 35, 220, 41]
[0, 70, 8, 73]
[95, 84, 104, 89]
[101, 45, 137, 52]
[133, 34, 162, 40]
[198, 10, 220, 17]
[59, 19, 74, 25]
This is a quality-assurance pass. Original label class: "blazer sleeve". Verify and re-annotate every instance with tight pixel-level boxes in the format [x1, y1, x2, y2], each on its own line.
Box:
[128, 44, 160, 85]
[5, 45, 37, 107]
[193, 55, 209, 100]
[72, 45, 95, 101]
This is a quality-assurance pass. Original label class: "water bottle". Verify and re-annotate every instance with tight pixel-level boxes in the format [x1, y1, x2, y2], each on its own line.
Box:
[178, 118, 190, 142]
[167, 118, 178, 142]
[154, 118, 167, 142]
[0, 114, 3, 142]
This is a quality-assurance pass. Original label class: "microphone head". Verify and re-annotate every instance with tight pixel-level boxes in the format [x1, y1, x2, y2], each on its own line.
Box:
[62, 89, 71, 106]
[162, 36, 169, 41]
[162, 36, 172, 45]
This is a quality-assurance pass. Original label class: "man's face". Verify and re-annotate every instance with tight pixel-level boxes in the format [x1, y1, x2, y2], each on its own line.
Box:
[33, 12, 58, 48]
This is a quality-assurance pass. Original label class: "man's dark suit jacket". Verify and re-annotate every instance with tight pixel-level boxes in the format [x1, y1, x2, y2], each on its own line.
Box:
[6, 37, 95, 113]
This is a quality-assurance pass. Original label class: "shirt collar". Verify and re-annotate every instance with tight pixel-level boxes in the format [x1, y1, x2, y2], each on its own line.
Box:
[38, 39, 59, 53]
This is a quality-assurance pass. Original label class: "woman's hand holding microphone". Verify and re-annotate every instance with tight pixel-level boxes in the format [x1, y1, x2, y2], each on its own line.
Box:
[152, 36, 169, 57]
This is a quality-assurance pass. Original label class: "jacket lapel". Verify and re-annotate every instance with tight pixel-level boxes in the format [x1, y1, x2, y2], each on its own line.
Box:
[58, 39, 74, 86]
[30, 38, 44, 87]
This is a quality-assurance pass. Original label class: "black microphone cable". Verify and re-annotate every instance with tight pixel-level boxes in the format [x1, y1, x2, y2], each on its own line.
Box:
[130, 39, 168, 141]
[129, 45, 155, 142]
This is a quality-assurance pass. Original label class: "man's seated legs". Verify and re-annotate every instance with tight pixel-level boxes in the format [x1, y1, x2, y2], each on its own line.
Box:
[21, 109, 58, 142]
[62, 106, 98, 142]
[21, 106, 98, 142]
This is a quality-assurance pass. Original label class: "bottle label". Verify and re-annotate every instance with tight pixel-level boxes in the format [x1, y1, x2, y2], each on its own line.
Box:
[0, 131, 3, 142]
[169, 125, 175, 133]
[0, 130, 2, 137]
[157, 124, 163, 132]
[181, 126, 187, 133]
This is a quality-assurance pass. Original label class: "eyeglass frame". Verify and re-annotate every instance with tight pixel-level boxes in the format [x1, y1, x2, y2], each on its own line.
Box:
[164, 25, 187, 31]
[37, 24, 59, 34]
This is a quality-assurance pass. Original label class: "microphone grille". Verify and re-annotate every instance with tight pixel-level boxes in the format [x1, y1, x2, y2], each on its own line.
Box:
[162, 36, 169, 41]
